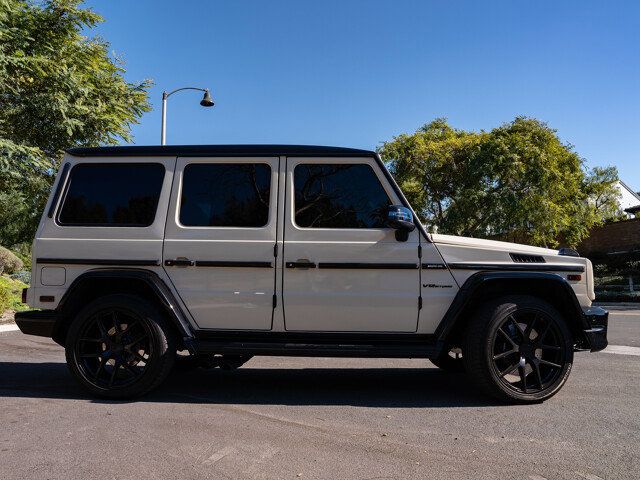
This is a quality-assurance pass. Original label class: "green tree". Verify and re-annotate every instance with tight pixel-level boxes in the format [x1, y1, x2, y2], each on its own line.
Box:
[0, 0, 151, 247]
[378, 117, 620, 248]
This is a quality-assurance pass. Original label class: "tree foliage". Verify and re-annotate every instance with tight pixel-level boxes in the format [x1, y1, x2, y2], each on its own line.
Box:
[0, 0, 151, 247]
[378, 117, 621, 248]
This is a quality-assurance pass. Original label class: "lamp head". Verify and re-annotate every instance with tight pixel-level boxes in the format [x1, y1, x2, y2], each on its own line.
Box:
[200, 89, 214, 107]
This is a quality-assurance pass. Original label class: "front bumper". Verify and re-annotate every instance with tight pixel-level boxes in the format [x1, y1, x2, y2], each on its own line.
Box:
[14, 310, 58, 338]
[581, 306, 608, 352]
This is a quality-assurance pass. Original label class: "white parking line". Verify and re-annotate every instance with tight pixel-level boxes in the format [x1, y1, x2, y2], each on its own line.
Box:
[0, 323, 19, 333]
[602, 345, 640, 356]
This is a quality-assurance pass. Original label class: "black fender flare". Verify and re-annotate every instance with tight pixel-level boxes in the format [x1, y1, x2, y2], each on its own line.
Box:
[53, 269, 195, 346]
[434, 271, 590, 346]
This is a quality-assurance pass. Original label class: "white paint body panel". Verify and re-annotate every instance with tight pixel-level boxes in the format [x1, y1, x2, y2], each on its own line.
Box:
[27, 150, 593, 336]
[162, 157, 280, 330]
[282, 157, 422, 332]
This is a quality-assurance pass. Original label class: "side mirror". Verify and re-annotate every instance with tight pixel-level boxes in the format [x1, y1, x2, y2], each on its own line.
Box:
[387, 205, 415, 241]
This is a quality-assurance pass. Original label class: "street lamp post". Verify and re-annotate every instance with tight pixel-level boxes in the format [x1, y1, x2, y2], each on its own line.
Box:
[160, 87, 214, 145]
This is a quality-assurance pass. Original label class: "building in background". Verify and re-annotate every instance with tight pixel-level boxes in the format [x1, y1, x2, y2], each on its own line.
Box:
[617, 180, 640, 218]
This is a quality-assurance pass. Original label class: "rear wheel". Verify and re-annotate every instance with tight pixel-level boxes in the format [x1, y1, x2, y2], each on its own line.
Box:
[65, 294, 176, 399]
[463, 295, 573, 403]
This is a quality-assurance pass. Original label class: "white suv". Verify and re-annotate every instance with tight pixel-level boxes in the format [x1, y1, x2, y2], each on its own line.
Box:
[15, 145, 608, 402]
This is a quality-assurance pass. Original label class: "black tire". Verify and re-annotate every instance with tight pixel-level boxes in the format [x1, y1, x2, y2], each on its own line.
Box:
[430, 347, 465, 373]
[463, 295, 573, 403]
[65, 294, 176, 399]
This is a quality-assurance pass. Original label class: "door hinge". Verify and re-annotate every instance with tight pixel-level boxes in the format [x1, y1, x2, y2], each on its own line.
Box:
[418, 245, 422, 259]
[274, 243, 278, 257]
[418, 296, 423, 310]
[273, 294, 277, 308]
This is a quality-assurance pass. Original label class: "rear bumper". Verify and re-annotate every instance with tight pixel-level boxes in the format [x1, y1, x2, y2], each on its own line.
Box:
[581, 306, 608, 352]
[14, 310, 58, 338]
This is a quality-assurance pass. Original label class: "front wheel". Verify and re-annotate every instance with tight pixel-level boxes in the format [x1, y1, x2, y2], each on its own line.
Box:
[65, 294, 176, 399]
[463, 295, 573, 403]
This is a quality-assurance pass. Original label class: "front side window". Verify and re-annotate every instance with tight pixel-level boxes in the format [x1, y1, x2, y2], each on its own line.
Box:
[180, 163, 271, 227]
[58, 163, 165, 226]
[294, 164, 391, 228]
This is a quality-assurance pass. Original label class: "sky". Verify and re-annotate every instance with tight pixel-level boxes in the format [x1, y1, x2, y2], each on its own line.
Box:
[85, 0, 640, 189]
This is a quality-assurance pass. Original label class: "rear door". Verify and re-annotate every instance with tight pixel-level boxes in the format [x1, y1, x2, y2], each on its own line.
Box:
[163, 157, 279, 330]
[282, 157, 420, 332]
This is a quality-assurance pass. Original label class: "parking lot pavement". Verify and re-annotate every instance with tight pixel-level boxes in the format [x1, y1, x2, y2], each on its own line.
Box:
[0, 311, 638, 480]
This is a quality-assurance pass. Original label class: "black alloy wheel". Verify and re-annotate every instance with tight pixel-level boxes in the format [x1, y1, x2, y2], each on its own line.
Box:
[491, 308, 567, 395]
[66, 294, 176, 399]
[74, 308, 153, 389]
[464, 295, 573, 403]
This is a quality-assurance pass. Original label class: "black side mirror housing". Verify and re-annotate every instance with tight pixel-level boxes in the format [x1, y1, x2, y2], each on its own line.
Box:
[387, 205, 416, 241]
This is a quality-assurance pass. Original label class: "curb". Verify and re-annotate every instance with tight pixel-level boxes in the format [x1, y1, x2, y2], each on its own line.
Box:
[0, 323, 19, 333]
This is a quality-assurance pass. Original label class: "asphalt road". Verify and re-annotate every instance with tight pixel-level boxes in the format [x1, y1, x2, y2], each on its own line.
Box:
[0, 310, 638, 480]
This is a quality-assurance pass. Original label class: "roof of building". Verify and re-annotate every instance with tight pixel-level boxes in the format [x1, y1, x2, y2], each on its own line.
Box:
[66, 144, 377, 158]
[619, 180, 640, 202]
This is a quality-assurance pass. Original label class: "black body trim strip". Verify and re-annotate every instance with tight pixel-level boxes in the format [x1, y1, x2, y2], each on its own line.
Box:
[421, 263, 447, 269]
[47, 162, 70, 218]
[318, 262, 418, 270]
[286, 261, 317, 269]
[447, 263, 584, 273]
[37, 258, 160, 266]
[194, 261, 273, 268]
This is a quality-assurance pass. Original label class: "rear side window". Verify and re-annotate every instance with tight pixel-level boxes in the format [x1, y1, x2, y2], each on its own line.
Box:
[294, 164, 391, 228]
[180, 163, 271, 227]
[58, 163, 165, 227]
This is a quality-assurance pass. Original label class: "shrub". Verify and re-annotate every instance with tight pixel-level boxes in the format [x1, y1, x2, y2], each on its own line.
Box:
[10, 271, 31, 285]
[0, 246, 23, 275]
[0, 275, 28, 313]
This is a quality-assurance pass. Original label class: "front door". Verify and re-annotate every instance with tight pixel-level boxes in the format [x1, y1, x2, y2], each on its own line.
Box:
[282, 157, 420, 332]
[163, 157, 279, 330]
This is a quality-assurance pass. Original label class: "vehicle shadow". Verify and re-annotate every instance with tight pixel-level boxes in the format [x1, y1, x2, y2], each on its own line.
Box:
[0, 361, 502, 408]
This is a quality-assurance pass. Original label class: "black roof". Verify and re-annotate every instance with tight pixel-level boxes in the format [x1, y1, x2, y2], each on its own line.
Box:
[67, 144, 376, 158]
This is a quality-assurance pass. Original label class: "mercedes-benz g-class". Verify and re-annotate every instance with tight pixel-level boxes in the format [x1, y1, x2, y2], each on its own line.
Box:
[15, 145, 608, 402]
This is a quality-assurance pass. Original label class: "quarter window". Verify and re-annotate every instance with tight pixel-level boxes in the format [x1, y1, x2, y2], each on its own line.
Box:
[294, 164, 391, 228]
[58, 163, 165, 226]
[180, 163, 271, 227]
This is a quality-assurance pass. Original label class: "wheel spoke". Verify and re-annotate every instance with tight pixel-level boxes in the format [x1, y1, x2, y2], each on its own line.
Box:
[123, 363, 139, 377]
[539, 344, 561, 351]
[533, 362, 544, 390]
[112, 311, 120, 332]
[126, 335, 148, 348]
[539, 359, 562, 369]
[537, 321, 552, 343]
[524, 315, 537, 340]
[108, 363, 119, 387]
[508, 315, 523, 336]
[93, 360, 105, 380]
[493, 348, 518, 360]
[96, 319, 108, 339]
[121, 321, 138, 335]
[499, 361, 519, 377]
[134, 352, 148, 364]
[497, 327, 519, 349]
[79, 352, 102, 358]
[518, 365, 528, 393]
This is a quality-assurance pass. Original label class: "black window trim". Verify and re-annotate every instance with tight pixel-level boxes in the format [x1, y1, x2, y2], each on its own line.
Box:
[292, 161, 395, 231]
[55, 162, 166, 228]
[177, 161, 274, 229]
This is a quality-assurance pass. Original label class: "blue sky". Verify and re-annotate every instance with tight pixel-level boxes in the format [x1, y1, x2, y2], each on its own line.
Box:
[86, 0, 640, 189]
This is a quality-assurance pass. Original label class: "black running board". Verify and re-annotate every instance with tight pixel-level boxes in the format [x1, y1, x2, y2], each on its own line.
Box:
[189, 339, 442, 358]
